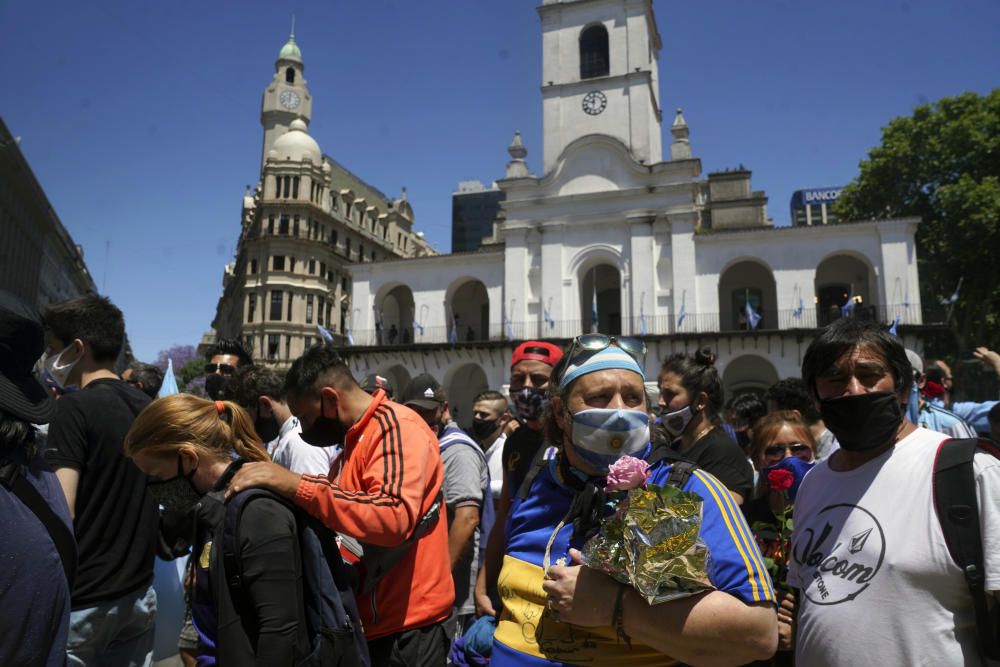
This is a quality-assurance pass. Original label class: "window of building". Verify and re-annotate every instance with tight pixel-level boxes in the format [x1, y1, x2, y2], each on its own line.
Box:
[341, 277, 349, 293]
[327, 270, 334, 282]
[330, 230, 338, 247]
[283, 176, 291, 198]
[247, 294, 256, 322]
[268, 334, 280, 359]
[371, 251, 376, 261]
[268, 215, 275, 235]
[326, 302, 333, 328]
[293, 215, 300, 236]
[248, 259, 258, 274]
[269, 291, 283, 320]
[279, 215, 289, 235]
[289, 257, 295, 272]
[580, 24, 610, 79]
[345, 238, 351, 256]
[272, 256, 285, 271]
[285, 335, 291, 359]
[318, 297, 325, 325]
[285, 67, 295, 84]
[359, 243, 364, 261]
[731, 288, 764, 330]
[320, 262, 326, 278]
[308, 259, 315, 274]
[244, 335, 254, 354]
[306, 294, 314, 323]
[287, 291, 293, 320]
[292, 176, 300, 199]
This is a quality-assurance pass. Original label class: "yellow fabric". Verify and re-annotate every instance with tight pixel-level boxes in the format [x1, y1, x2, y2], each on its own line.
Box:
[495, 554, 681, 666]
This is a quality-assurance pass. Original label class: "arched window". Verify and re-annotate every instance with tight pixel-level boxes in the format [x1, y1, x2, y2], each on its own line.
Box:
[580, 25, 609, 79]
[285, 67, 295, 84]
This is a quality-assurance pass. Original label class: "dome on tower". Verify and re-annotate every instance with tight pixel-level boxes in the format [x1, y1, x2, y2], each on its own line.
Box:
[278, 35, 302, 62]
[270, 119, 321, 163]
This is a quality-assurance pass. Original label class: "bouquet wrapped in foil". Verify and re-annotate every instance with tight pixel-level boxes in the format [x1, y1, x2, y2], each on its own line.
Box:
[580, 457, 713, 604]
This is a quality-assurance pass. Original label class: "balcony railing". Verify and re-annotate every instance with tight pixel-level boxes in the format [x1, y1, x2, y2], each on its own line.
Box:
[344, 303, 947, 347]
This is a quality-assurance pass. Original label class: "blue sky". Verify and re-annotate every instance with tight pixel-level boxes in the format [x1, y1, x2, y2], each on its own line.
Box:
[2, 1, 997, 361]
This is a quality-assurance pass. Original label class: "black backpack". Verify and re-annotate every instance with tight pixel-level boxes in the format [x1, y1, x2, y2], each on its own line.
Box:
[933, 437, 1000, 659]
[218, 488, 369, 667]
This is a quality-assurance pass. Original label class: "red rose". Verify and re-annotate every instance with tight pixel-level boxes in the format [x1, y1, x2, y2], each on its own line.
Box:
[768, 468, 794, 492]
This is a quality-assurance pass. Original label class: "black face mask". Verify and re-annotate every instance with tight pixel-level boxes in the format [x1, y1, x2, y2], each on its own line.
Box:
[147, 455, 203, 514]
[205, 374, 232, 401]
[820, 391, 904, 452]
[471, 418, 500, 442]
[300, 397, 348, 448]
[254, 415, 280, 443]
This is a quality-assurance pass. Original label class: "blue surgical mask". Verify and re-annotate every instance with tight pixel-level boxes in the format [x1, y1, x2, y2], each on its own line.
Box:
[570, 408, 650, 472]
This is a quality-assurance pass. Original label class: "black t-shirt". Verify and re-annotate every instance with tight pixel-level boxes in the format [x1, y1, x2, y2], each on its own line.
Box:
[671, 427, 754, 501]
[501, 424, 545, 497]
[45, 378, 158, 608]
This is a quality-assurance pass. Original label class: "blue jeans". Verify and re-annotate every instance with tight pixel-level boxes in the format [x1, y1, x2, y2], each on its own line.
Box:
[67, 584, 157, 667]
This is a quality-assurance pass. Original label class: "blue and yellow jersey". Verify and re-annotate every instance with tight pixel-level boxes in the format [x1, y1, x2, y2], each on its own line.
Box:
[493, 457, 775, 666]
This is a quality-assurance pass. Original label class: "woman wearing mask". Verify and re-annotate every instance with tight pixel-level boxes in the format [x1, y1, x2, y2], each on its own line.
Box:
[657, 348, 754, 505]
[743, 410, 816, 527]
[124, 394, 311, 666]
[492, 335, 777, 666]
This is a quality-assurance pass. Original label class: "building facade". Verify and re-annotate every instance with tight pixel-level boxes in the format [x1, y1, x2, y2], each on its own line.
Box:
[0, 117, 98, 311]
[451, 180, 505, 253]
[209, 31, 435, 364]
[342, 0, 935, 428]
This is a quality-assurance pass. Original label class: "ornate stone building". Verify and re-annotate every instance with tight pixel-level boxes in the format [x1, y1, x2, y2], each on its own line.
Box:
[209, 30, 434, 365]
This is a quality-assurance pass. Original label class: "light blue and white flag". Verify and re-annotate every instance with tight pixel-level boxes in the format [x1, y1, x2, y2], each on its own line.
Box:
[412, 319, 425, 337]
[888, 314, 901, 337]
[345, 327, 354, 346]
[639, 302, 647, 337]
[745, 300, 762, 331]
[543, 306, 556, 330]
[792, 297, 804, 320]
[504, 312, 514, 340]
[591, 286, 599, 333]
[158, 358, 179, 398]
[448, 316, 458, 344]
[841, 289, 856, 317]
[677, 303, 686, 329]
[317, 324, 335, 343]
[940, 278, 962, 305]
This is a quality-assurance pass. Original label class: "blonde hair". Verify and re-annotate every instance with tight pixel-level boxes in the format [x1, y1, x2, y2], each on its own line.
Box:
[124, 393, 269, 464]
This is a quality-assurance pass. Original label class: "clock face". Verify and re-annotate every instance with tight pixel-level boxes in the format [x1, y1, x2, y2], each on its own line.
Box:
[279, 90, 301, 110]
[582, 90, 607, 116]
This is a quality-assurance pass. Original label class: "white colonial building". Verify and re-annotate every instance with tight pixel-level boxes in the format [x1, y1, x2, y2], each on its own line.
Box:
[343, 0, 934, 428]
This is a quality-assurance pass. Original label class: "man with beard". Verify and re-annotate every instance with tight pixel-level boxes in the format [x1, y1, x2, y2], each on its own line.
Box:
[203, 338, 253, 400]
[225, 346, 454, 665]
[229, 365, 340, 475]
[784, 318, 1000, 664]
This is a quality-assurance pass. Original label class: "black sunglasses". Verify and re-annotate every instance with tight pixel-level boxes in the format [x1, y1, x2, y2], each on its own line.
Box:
[564, 334, 646, 367]
[764, 443, 811, 458]
[204, 363, 236, 375]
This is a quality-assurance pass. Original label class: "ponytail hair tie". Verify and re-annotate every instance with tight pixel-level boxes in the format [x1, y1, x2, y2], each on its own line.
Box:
[215, 400, 228, 422]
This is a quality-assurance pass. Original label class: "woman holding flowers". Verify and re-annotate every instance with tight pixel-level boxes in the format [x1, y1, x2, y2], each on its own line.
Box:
[744, 411, 817, 526]
[490, 334, 777, 666]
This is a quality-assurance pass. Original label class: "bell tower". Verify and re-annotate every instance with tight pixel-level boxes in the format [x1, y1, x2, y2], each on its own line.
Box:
[260, 20, 313, 169]
[537, 0, 663, 173]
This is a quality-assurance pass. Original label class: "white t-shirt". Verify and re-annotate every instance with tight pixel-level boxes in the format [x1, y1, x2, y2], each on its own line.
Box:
[787, 427, 1000, 666]
[483, 433, 507, 501]
[267, 416, 340, 476]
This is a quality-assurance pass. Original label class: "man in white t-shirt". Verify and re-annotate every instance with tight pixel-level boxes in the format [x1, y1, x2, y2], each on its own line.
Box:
[470, 390, 512, 502]
[231, 365, 340, 475]
[785, 319, 1000, 666]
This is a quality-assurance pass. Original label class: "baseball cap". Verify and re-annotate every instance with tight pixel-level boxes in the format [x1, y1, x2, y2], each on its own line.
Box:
[511, 341, 563, 369]
[0, 291, 56, 424]
[401, 373, 444, 410]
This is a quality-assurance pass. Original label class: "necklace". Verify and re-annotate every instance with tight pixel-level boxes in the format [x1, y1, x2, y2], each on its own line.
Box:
[691, 424, 714, 443]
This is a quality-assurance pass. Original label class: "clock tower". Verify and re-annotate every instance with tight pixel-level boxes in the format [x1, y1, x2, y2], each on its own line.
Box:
[260, 24, 313, 169]
[537, 0, 663, 173]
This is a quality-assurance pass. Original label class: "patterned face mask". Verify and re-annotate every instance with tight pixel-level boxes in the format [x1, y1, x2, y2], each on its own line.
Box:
[513, 387, 548, 421]
[570, 407, 651, 473]
[147, 456, 203, 514]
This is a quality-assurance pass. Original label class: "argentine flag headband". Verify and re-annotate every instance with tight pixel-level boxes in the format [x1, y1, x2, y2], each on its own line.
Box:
[560, 345, 645, 385]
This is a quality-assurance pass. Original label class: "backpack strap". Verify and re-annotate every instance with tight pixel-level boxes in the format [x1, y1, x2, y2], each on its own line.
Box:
[0, 459, 77, 586]
[358, 491, 444, 594]
[646, 444, 698, 490]
[932, 437, 1000, 659]
[517, 442, 554, 500]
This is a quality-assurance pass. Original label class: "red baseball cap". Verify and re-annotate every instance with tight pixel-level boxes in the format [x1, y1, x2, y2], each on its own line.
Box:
[511, 341, 564, 369]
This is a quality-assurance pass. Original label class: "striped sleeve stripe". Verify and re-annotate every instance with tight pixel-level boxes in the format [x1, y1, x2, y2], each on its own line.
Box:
[372, 406, 396, 496]
[299, 474, 401, 506]
[692, 469, 774, 602]
[374, 404, 405, 498]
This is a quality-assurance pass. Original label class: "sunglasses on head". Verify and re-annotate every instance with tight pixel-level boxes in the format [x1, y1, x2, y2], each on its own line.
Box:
[764, 443, 811, 458]
[564, 334, 646, 365]
[204, 363, 236, 375]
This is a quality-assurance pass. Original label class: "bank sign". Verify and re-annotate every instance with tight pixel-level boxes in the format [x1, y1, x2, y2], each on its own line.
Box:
[802, 188, 842, 204]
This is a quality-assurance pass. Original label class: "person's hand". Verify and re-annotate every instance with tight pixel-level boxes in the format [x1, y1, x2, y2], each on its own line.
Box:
[226, 461, 302, 501]
[974, 347, 1000, 376]
[776, 589, 796, 651]
[541, 548, 616, 627]
[474, 576, 497, 617]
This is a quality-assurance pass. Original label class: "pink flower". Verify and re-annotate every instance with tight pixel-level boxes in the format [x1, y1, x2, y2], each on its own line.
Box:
[604, 456, 650, 492]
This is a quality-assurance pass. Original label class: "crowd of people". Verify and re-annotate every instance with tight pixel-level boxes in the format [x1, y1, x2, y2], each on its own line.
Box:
[1, 289, 998, 667]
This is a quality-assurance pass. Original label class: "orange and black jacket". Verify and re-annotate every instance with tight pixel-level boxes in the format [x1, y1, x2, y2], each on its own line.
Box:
[294, 389, 454, 640]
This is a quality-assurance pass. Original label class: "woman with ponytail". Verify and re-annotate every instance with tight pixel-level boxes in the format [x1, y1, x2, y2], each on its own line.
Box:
[656, 347, 754, 505]
[125, 394, 311, 666]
